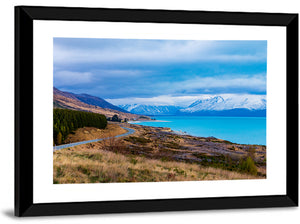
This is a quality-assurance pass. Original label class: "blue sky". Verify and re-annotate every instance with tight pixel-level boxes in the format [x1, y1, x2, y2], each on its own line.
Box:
[53, 38, 267, 105]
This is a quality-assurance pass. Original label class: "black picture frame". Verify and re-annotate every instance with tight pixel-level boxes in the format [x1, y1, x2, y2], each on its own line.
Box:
[15, 5, 298, 217]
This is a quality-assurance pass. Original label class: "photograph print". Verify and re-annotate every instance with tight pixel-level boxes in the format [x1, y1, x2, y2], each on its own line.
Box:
[53, 38, 267, 184]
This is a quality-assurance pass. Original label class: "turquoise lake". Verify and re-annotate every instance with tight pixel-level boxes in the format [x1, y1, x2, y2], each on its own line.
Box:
[130, 116, 266, 145]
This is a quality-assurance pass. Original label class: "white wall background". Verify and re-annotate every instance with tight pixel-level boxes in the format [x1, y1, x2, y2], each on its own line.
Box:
[0, 0, 299, 223]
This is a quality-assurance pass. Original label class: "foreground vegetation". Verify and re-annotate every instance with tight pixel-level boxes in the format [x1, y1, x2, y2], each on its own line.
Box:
[64, 123, 126, 144]
[53, 109, 107, 145]
[53, 122, 266, 184]
[53, 144, 262, 184]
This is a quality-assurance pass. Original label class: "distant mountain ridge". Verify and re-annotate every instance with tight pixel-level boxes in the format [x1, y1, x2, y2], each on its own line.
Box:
[119, 104, 181, 115]
[53, 87, 141, 120]
[54, 87, 266, 117]
[54, 87, 127, 113]
[118, 95, 266, 117]
[180, 95, 266, 113]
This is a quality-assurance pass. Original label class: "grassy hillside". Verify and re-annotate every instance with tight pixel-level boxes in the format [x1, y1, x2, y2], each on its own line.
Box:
[54, 144, 262, 184]
[53, 122, 266, 184]
[53, 87, 144, 121]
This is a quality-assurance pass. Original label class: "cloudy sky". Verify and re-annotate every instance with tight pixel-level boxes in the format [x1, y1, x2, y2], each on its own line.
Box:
[53, 38, 267, 106]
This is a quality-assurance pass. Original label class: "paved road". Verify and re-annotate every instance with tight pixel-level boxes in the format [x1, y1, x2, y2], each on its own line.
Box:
[53, 126, 135, 151]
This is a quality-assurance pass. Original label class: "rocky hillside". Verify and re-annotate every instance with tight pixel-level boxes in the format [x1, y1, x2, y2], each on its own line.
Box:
[53, 87, 142, 121]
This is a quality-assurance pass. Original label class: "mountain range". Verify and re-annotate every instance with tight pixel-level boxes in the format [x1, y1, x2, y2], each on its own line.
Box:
[119, 104, 181, 116]
[53, 87, 141, 120]
[54, 87, 266, 117]
[54, 87, 128, 112]
[118, 95, 266, 117]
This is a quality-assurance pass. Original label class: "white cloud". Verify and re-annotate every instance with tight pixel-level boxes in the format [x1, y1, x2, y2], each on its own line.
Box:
[156, 74, 266, 94]
[93, 69, 150, 78]
[54, 71, 93, 86]
[105, 73, 266, 106]
[106, 95, 198, 107]
[54, 40, 266, 65]
[106, 93, 266, 108]
[209, 54, 266, 62]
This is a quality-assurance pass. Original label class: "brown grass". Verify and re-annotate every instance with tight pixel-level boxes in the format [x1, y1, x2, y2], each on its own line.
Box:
[53, 144, 263, 184]
[64, 123, 126, 144]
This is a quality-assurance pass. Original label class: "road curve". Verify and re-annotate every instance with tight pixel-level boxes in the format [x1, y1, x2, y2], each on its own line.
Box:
[53, 126, 135, 151]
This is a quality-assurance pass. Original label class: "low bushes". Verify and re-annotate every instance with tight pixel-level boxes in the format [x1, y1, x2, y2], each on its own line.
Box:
[239, 156, 257, 175]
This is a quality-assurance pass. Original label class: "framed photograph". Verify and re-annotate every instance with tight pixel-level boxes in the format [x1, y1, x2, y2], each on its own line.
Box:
[15, 6, 298, 216]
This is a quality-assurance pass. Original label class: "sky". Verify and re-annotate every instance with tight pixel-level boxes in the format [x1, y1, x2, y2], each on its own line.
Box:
[53, 38, 267, 106]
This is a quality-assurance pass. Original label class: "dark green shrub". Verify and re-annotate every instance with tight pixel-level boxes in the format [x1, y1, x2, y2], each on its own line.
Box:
[112, 114, 120, 122]
[239, 157, 257, 175]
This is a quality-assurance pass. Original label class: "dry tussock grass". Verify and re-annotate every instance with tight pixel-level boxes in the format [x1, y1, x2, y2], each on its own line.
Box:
[64, 123, 126, 143]
[53, 145, 262, 184]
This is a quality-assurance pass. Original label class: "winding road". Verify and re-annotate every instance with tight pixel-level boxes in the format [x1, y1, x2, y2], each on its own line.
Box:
[53, 126, 135, 151]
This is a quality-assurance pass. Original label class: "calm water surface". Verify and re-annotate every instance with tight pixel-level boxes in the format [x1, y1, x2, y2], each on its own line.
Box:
[131, 116, 266, 145]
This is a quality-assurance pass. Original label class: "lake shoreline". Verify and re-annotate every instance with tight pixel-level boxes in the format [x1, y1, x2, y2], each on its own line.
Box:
[117, 122, 266, 176]
[53, 121, 266, 183]
[130, 115, 266, 145]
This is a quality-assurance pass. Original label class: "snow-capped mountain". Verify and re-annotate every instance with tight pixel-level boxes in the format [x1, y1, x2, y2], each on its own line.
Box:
[180, 95, 266, 113]
[118, 104, 181, 115]
[118, 95, 266, 116]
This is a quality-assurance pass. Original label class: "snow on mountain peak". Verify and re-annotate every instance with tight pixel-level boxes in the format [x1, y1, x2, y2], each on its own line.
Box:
[180, 95, 266, 113]
[117, 94, 266, 115]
